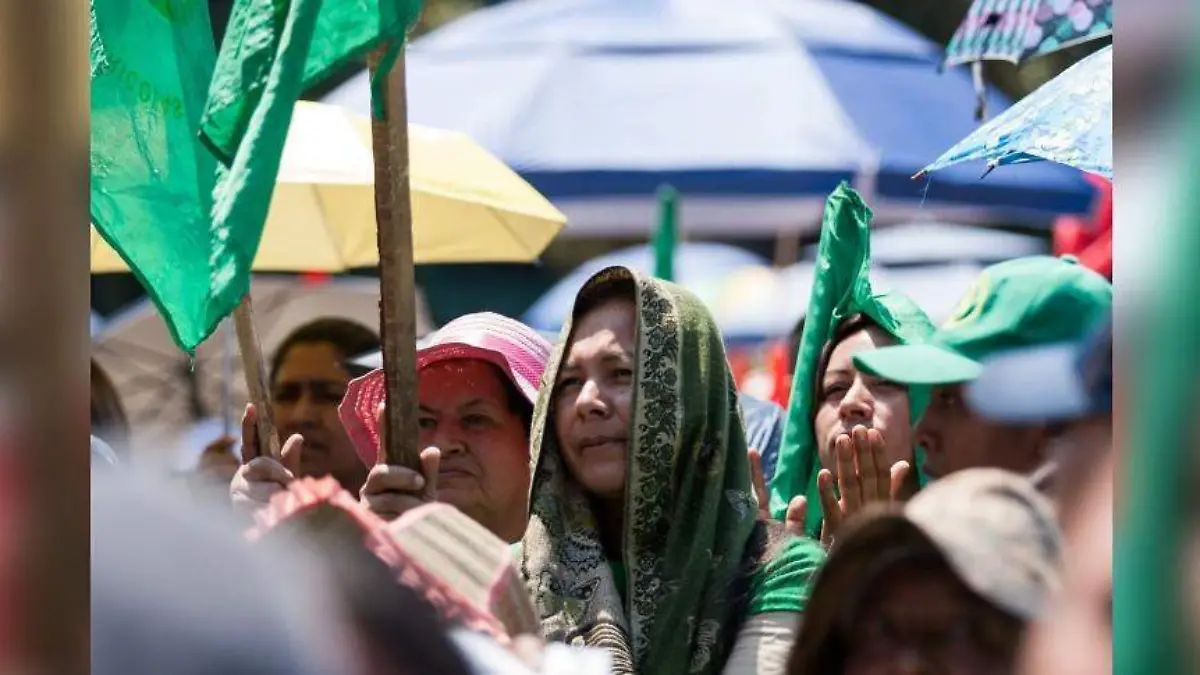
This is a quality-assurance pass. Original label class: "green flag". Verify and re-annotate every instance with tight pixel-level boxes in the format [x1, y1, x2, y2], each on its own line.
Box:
[195, 0, 424, 351]
[89, 0, 218, 352]
[653, 185, 678, 281]
[1113, 44, 1200, 675]
[767, 183, 934, 537]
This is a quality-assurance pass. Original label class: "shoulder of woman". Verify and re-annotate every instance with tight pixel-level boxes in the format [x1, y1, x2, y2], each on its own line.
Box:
[747, 534, 827, 616]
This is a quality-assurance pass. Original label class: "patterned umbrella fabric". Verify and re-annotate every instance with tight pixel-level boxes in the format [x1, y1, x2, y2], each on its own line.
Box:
[922, 45, 1111, 179]
[945, 0, 1113, 67]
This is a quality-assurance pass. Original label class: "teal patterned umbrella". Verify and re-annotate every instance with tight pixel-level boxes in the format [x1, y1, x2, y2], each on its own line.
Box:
[944, 0, 1112, 119]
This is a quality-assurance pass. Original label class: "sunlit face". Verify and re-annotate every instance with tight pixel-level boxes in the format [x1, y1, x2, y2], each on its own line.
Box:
[815, 327, 912, 478]
[417, 359, 530, 543]
[916, 386, 1046, 480]
[843, 560, 1024, 675]
[553, 299, 636, 501]
[272, 342, 367, 492]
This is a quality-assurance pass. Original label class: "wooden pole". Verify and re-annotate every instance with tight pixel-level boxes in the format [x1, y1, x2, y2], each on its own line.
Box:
[232, 296, 282, 460]
[368, 45, 421, 469]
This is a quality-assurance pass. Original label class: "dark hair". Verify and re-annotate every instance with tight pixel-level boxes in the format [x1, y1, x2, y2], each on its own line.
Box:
[269, 319, 380, 385]
[572, 269, 637, 324]
[810, 313, 886, 409]
[489, 363, 534, 433]
[92, 360, 129, 450]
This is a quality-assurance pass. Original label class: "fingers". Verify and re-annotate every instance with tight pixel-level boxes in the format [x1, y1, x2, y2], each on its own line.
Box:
[360, 463, 429, 521]
[230, 456, 293, 511]
[889, 460, 911, 502]
[240, 403, 258, 464]
[280, 434, 304, 477]
[817, 469, 842, 545]
[419, 446, 441, 500]
[784, 496, 807, 537]
[834, 435, 861, 513]
[747, 447, 770, 518]
[865, 427, 890, 501]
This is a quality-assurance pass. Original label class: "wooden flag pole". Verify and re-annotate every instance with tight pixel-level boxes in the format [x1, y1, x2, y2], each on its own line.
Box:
[368, 44, 421, 469]
[232, 296, 282, 460]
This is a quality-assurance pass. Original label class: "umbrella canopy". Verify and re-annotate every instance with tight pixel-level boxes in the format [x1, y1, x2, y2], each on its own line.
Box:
[324, 0, 1095, 236]
[521, 242, 767, 332]
[91, 102, 567, 273]
[922, 45, 1111, 179]
[841, 221, 1048, 266]
[91, 277, 434, 460]
[945, 0, 1113, 67]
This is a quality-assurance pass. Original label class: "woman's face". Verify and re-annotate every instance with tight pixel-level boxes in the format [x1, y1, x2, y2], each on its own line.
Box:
[553, 299, 636, 501]
[418, 360, 530, 541]
[814, 326, 912, 476]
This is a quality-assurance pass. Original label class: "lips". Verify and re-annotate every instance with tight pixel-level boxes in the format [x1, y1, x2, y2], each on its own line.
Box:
[579, 436, 626, 452]
[438, 466, 475, 480]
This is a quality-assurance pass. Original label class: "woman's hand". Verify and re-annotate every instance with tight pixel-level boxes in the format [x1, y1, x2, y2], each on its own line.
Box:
[748, 448, 806, 536]
[358, 403, 440, 521]
[816, 424, 909, 546]
[229, 404, 304, 513]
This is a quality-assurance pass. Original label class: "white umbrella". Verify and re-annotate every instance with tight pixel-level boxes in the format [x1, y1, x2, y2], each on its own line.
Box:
[806, 221, 1048, 266]
[91, 277, 434, 461]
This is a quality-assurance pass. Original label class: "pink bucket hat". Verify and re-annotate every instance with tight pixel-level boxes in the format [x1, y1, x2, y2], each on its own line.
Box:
[339, 313, 553, 467]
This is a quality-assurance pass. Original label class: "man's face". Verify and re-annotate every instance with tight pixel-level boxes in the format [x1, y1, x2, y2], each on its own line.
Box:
[271, 342, 367, 492]
[916, 385, 1047, 480]
[844, 561, 1024, 675]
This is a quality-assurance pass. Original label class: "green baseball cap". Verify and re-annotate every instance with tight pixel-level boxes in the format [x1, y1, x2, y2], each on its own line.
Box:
[853, 256, 1112, 386]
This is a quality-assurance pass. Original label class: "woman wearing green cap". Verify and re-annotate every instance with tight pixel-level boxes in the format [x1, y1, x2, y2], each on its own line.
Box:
[768, 184, 936, 543]
[520, 265, 824, 675]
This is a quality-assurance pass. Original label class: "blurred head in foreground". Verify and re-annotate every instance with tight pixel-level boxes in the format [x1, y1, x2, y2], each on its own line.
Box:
[789, 469, 1061, 675]
[91, 470, 351, 675]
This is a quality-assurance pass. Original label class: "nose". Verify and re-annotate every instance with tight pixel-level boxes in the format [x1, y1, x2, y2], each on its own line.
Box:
[286, 391, 322, 428]
[432, 427, 466, 456]
[913, 415, 937, 454]
[575, 379, 610, 419]
[836, 379, 874, 426]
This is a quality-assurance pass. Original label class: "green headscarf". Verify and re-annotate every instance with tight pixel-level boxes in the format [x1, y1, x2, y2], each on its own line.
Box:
[520, 267, 759, 675]
[767, 184, 935, 538]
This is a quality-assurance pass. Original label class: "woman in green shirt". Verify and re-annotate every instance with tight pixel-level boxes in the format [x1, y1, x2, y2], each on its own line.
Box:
[519, 266, 823, 675]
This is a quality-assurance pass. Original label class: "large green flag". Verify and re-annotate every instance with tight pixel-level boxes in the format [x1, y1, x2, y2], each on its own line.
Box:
[89, 0, 218, 352]
[767, 183, 934, 537]
[1112, 43, 1200, 675]
[198, 0, 424, 349]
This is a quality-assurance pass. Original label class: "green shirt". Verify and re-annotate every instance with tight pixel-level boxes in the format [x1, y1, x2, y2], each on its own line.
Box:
[747, 535, 826, 615]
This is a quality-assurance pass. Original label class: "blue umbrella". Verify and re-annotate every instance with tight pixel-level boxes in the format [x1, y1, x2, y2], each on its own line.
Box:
[522, 242, 767, 332]
[921, 45, 1111, 179]
[325, 0, 1095, 234]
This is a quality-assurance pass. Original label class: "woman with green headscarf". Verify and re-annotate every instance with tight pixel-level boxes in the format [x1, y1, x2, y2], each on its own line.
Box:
[519, 266, 825, 675]
[768, 184, 935, 543]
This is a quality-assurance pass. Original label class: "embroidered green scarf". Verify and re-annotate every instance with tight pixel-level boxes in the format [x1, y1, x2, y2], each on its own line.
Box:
[767, 184, 935, 538]
[520, 267, 758, 675]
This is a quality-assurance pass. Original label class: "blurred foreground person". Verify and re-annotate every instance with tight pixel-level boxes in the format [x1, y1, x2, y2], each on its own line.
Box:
[855, 256, 1111, 479]
[230, 318, 379, 508]
[91, 359, 129, 456]
[1017, 449, 1112, 675]
[348, 313, 551, 542]
[92, 471, 352, 675]
[788, 469, 1060, 675]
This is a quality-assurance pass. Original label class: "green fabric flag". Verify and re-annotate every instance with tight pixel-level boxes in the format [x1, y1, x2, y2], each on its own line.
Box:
[767, 183, 935, 537]
[653, 185, 678, 281]
[1112, 45, 1200, 675]
[89, 0, 219, 352]
[197, 0, 424, 351]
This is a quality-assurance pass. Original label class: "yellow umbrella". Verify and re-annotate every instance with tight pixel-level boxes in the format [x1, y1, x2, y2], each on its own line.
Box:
[91, 101, 567, 273]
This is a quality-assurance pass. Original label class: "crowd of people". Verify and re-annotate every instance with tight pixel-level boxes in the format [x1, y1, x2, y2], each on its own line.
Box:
[90, 195, 1115, 674]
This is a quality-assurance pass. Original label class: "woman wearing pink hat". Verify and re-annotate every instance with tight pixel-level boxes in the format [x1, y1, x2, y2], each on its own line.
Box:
[343, 312, 552, 543]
